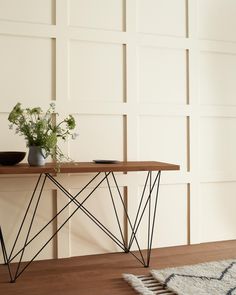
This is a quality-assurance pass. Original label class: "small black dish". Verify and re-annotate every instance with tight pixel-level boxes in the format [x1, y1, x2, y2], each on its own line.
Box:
[93, 160, 119, 164]
[0, 151, 26, 166]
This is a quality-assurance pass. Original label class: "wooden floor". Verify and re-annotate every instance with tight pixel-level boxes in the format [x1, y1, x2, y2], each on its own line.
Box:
[1, 240, 236, 295]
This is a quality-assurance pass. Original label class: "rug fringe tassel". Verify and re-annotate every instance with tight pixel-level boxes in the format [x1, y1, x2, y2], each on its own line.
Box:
[123, 274, 175, 295]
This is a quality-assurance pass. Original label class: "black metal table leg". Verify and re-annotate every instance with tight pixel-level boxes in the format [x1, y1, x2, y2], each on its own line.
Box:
[125, 171, 161, 267]
[0, 227, 13, 282]
[0, 174, 47, 282]
[0, 169, 162, 282]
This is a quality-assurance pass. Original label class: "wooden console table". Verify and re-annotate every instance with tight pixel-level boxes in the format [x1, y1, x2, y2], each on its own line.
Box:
[0, 161, 179, 282]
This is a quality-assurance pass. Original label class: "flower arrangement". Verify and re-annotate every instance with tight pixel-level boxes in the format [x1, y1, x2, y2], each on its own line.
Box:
[8, 102, 77, 165]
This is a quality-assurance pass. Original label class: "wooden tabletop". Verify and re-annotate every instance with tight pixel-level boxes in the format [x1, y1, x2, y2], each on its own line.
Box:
[0, 161, 179, 174]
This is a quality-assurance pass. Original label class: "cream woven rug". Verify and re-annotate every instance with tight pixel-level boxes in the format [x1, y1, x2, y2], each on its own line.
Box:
[123, 259, 236, 295]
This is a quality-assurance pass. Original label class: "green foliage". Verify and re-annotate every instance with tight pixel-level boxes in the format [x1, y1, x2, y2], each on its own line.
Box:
[8, 102, 78, 164]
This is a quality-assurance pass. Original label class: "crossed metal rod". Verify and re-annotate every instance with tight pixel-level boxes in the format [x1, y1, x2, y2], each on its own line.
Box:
[0, 170, 161, 282]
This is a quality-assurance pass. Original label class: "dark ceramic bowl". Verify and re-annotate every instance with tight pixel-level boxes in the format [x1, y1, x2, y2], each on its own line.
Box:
[0, 151, 26, 166]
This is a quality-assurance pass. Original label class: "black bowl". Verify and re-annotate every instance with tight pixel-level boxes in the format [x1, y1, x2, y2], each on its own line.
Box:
[0, 151, 26, 166]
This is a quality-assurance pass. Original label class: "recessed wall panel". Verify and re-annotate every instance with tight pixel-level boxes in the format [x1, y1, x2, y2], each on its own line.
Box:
[69, 0, 124, 31]
[137, 0, 186, 37]
[136, 184, 187, 248]
[70, 186, 124, 256]
[0, 189, 55, 262]
[198, 0, 236, 42]
[69, 115, 124, 162]
[200, 182, 236, 242]
[199, 117, 236, 174]
[70, 41, 125, 102]
[0, 35, 55, 106]
[0, 0, 55, 24]
[139, 116, 186, 171]
[199, 51, 236, 106]
[138, 47, 187, 104]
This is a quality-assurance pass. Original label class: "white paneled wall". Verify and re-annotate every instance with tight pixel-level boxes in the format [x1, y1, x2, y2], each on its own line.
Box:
[137, 0, 186, 36]
[69, 0, 124, 31]
[69, 41, 125, 103]
[0, 0, 236, 263]
[138, 47, 187, 104]
[198, 0, 236, 42]
[0, 0, 55, 24]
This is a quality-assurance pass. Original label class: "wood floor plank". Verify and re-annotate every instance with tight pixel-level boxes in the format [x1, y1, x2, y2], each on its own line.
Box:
[1, 240, 236, 295]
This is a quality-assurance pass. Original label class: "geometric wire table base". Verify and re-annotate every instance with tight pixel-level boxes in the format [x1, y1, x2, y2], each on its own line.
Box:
[0, 170, 161, 283]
